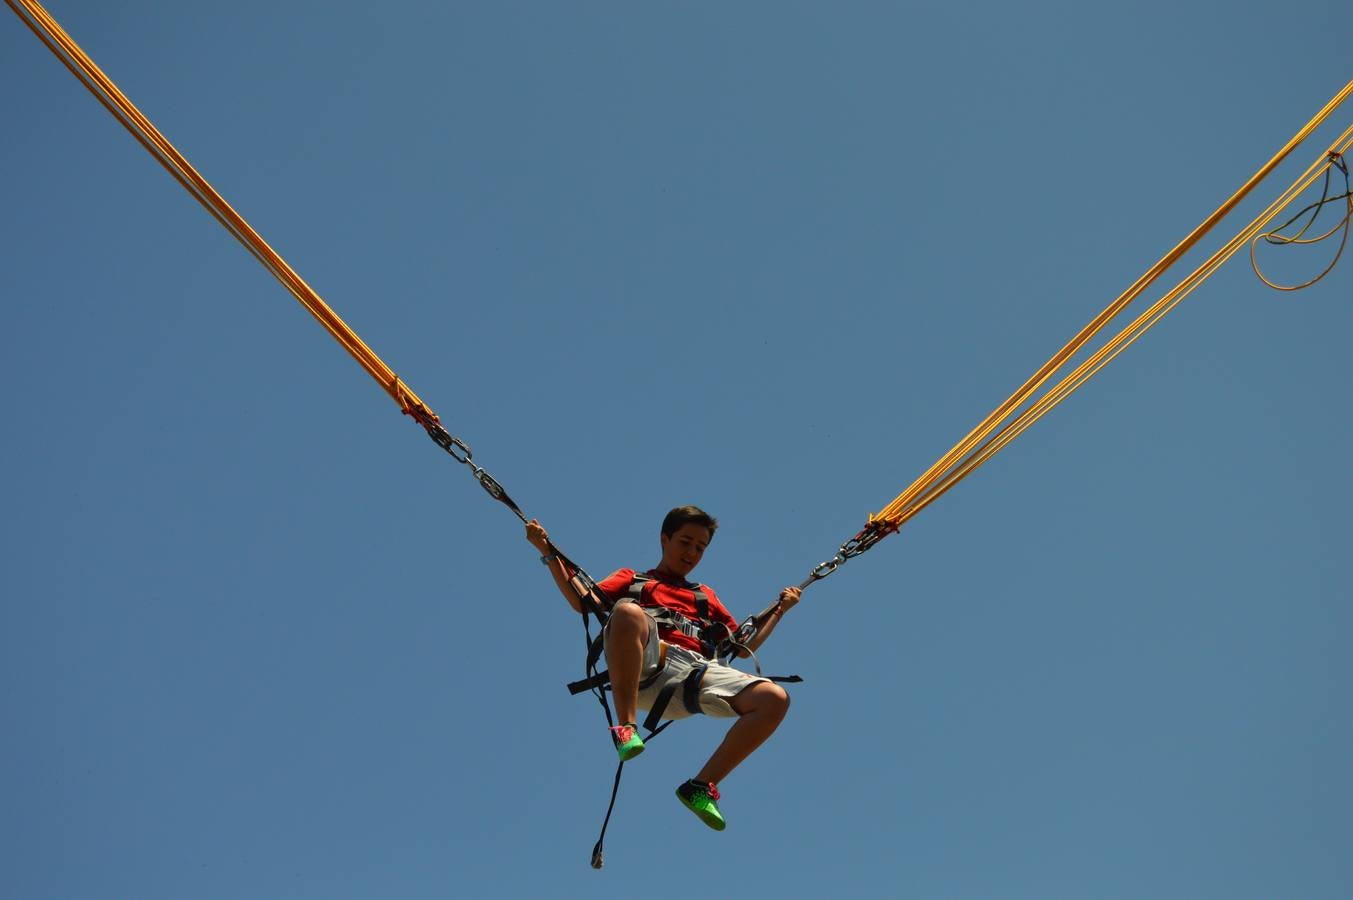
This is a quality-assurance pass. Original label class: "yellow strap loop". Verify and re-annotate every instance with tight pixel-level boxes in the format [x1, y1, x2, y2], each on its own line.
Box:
[1249, 153, 1353, 293]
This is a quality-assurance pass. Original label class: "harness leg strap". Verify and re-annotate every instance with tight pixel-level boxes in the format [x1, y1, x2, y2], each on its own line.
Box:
[643, 664, 709, 731]
[682, 663, 710, 716]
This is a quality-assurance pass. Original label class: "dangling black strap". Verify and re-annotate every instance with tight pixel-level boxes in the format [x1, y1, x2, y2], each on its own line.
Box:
[643, 681, 681, 733]
[570, 652, 669, 696]
[567, 670, 611, 695]
[590, 716, 674, 869]
[563, 562, 617, 733]
[590, 761, 625, 869]
[596, 665, 706, 867]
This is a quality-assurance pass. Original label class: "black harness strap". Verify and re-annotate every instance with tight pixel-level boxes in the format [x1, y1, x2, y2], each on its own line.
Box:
[692, 587, 709, 624]
[639, 663, 709, 732]
[682, 663, 710, 716]
[568, 645, 667, 696]
[642, 682, 680, 734]
[589, 709, 676, 869]
[567, 670, 610, 695]
[626, 573, 731, 659]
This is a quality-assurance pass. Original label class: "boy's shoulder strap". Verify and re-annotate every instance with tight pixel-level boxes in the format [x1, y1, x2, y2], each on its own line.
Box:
[631, 571, 710, 619]
[690, 583, 710, 622]
[624, 571, 651, 603]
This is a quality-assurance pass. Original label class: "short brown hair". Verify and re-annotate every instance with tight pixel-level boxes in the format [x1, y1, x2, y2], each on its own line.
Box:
[661, 505, 718, 538]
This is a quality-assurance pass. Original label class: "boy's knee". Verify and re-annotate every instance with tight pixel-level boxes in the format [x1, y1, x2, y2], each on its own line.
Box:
[739, 681, 789, 718]
[608, 602, 648, 634]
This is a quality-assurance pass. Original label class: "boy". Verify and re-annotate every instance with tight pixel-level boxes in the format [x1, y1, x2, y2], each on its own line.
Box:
[526, 505, 799, 830]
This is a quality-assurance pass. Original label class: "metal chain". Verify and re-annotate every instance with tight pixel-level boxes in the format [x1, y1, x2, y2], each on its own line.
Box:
[403, 406, 609, 627]
[416, 414, 528, 523]
[797, 520, 896, 589]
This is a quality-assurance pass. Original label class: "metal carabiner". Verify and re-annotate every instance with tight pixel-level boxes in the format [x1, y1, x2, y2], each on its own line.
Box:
[473, 466, 506, 501]
[809, 556, 842, 582]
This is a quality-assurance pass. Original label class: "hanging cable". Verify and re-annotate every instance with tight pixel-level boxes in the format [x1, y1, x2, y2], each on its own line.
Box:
[1251, 152, 1352, 292]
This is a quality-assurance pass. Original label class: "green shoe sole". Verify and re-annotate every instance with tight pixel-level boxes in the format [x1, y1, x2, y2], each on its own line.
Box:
[616, 739, 645, 762]
[676, 787, 726, 831]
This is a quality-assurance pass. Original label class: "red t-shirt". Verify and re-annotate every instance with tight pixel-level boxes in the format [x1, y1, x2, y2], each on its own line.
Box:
[596, 568, 738, 654]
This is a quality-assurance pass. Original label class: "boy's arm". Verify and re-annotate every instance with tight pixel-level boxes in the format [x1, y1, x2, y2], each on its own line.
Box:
[736, 587, 801, 655]
[525, 519, 591, 614]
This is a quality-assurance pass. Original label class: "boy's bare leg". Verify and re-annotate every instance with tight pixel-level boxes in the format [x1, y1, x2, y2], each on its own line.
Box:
[604, 603, 649, 726]
[694, 681, 790, 784]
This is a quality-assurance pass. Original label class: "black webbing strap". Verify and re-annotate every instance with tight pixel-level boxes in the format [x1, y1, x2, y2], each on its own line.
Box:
[590, 761, 626, 869]
[682, 663, 710, 715]
[560, 556, 617, 733]
[596, 664, 709, 866]
[642, 683, 680, 733]
[691, 587, 718, 658]
[624, 574, 726, 659]
[590, 716, 675, 869]
[567, 670, 610, 695]
[570, 657, 671, 698]
[641, 664, 708, 732]
[692, 586, 709, 623]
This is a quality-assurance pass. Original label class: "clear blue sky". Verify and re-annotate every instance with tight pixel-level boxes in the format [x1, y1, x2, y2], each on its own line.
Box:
[3, 3, 1350, 898]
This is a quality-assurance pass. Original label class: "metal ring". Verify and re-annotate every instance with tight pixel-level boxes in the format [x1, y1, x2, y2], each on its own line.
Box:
[446, 435, 473, 464]
[810, 557, 842, 580]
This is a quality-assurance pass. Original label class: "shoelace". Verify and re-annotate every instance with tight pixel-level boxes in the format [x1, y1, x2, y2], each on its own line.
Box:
[701, 782, 721, 801]
[610, 725, 636, 744]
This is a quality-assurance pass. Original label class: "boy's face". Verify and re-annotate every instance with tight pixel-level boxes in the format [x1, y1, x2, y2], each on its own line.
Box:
[659, 523, 713, 579]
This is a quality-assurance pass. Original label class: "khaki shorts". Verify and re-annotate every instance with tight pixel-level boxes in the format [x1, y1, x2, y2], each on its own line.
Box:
[604, 601, 766, 720]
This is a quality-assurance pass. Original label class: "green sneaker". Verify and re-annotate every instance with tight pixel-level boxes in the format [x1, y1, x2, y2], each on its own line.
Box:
[675, 779, 726, 831]
[609, 724, 645, 762]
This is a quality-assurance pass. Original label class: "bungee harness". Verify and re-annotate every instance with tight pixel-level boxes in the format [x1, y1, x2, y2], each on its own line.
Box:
[621, 574, 728, 659]
[563, 571, 802, 868]
[9, 0, 1352, 870]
